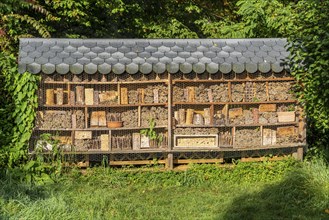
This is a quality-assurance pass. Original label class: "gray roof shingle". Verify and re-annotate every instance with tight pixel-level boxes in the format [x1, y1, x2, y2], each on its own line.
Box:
[18, 38, 289, 74]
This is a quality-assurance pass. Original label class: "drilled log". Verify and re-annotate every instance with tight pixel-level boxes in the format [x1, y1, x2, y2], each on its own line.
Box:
[76, 86, 84, 105]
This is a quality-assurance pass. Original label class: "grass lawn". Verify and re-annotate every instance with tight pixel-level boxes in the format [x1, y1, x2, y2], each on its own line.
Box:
[1, 159, 329, 220]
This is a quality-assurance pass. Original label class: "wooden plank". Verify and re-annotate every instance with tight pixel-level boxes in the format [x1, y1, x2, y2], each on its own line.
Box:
[85, 88, 94, 105]
[75, 131, 92, 140]
[174, 134, 218, 148]
[140, 135, 150, 148]
[120, 87, 128, 104]
[185, 108, 194, 125]
[90, 111, 99, 127]
[187, 86, 195, 102]
[277, 111, 295, 122]
[72, 113, 76, 129]
[138, 88, 145, 103]
[70, 90, 75, 105]
[174, 158, 223, 164]
[46, 89, 55, 105]
[76, 86, 84, 105]
[132, 133, 141, 150]
[241, 156, 287, 162]
[178, 109, 186, 125]
[277, 126, 296, 137]
[229, 108, 243, 118]
[98, 111, 107, 127]
[55, 88, 64, 105]
[263, 128, 277, 145]
[153, 88, 159, 103]
[259, 104, 276, 112]
[100, 134, 109, 151]
[110, 160, 166, 165]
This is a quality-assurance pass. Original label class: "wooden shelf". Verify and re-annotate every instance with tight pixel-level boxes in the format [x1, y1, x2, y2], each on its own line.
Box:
[175, 122, 298, 128]
[34, 126, 167, 131]
[41, 103, 167, 108]
[43, 80, 167, 85]
[173, 100, 297, 106]
[172, 77, 295, 83]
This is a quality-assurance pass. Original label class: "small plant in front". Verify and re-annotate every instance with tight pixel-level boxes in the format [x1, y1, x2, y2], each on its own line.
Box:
[140, 118, 163, 147]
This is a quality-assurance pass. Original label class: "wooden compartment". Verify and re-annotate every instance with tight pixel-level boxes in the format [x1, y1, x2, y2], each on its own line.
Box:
[174, 134, 219, 148]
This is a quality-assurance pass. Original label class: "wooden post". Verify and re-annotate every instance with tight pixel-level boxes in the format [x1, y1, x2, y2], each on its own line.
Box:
[166, 153, 174, 169]
[228, 82, 232, 102]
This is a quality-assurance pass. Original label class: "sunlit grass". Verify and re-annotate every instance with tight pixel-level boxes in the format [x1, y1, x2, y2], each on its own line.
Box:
[1, 159, 329, 220]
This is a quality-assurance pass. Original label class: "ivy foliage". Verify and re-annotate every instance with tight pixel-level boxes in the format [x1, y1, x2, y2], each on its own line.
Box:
[0, 53, 40, 168]
[288, 0, 329, 152]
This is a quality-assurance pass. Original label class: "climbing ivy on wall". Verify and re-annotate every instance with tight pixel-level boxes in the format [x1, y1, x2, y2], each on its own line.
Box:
[0, 53, 40, 168]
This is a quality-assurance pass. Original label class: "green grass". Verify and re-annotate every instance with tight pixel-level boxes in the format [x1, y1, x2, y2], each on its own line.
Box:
[1, 158, 329, 220]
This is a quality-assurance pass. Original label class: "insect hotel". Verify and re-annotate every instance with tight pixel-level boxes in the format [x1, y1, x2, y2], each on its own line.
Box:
[18, 38, 306, 167]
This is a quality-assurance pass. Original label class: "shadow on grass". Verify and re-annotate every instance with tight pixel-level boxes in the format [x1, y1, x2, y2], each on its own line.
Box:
[222, 168, 329, 220]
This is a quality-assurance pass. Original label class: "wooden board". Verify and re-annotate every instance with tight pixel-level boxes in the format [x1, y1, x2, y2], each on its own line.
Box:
[120, 88, 128, 104]
[76, 86, 84, 105]
[262, 129, 276, 145]
[186, 109, 194, 125]
[277, 126, 296, 137]
[138, 88, 145, 103]
[187, 86, 195, 102]
[98, 111, 107, 127]
[259, 104, 276, 112]
[229, 108, 243, 118]
[100, 134, 109, 151]
[99, 91, 117, 103]
[174, 134, 218, 148]
[85, 88, 94, 105]
[55, 88, 64, 105]
[132, 133, 141, 150]
[70, 90, 75, 105]
[140, 135, 150, 148]
[277, 111, 295, 122]
[90, 111, 99, 127]
[46, 89, 55, 105]
[75, 131, 92, 140]
[153, 89, 159, 103]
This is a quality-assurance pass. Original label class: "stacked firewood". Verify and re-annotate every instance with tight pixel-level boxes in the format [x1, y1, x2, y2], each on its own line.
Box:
[76, 110, 85, 129]
[141, 107, 168, 127]
[121, 109, 138, 127]
[37, 110, 72, 129]
[210, 84, 229, 102]
[269, 82, 294, 100]
[231, 83, 244, 102]
[111, 134, 132, 150]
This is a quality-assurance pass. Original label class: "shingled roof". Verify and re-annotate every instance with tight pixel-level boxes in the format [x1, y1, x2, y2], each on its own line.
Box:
[18, 38, 289, 75]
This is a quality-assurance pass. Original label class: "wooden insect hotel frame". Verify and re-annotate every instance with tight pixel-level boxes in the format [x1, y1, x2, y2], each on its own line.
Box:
[18, 38, 306, 167]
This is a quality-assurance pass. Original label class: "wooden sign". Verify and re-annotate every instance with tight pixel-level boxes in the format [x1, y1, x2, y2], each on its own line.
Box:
[120, 88, 128, 104]
[46, 89, 55, 105]
[229, 108, 243, 118]
[75, 131, 92, 140]
[277, 126, 296, 137]
[100, 134, 109, 151]
[85, 88, 94, 105]
[259, 104, 276, 112]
